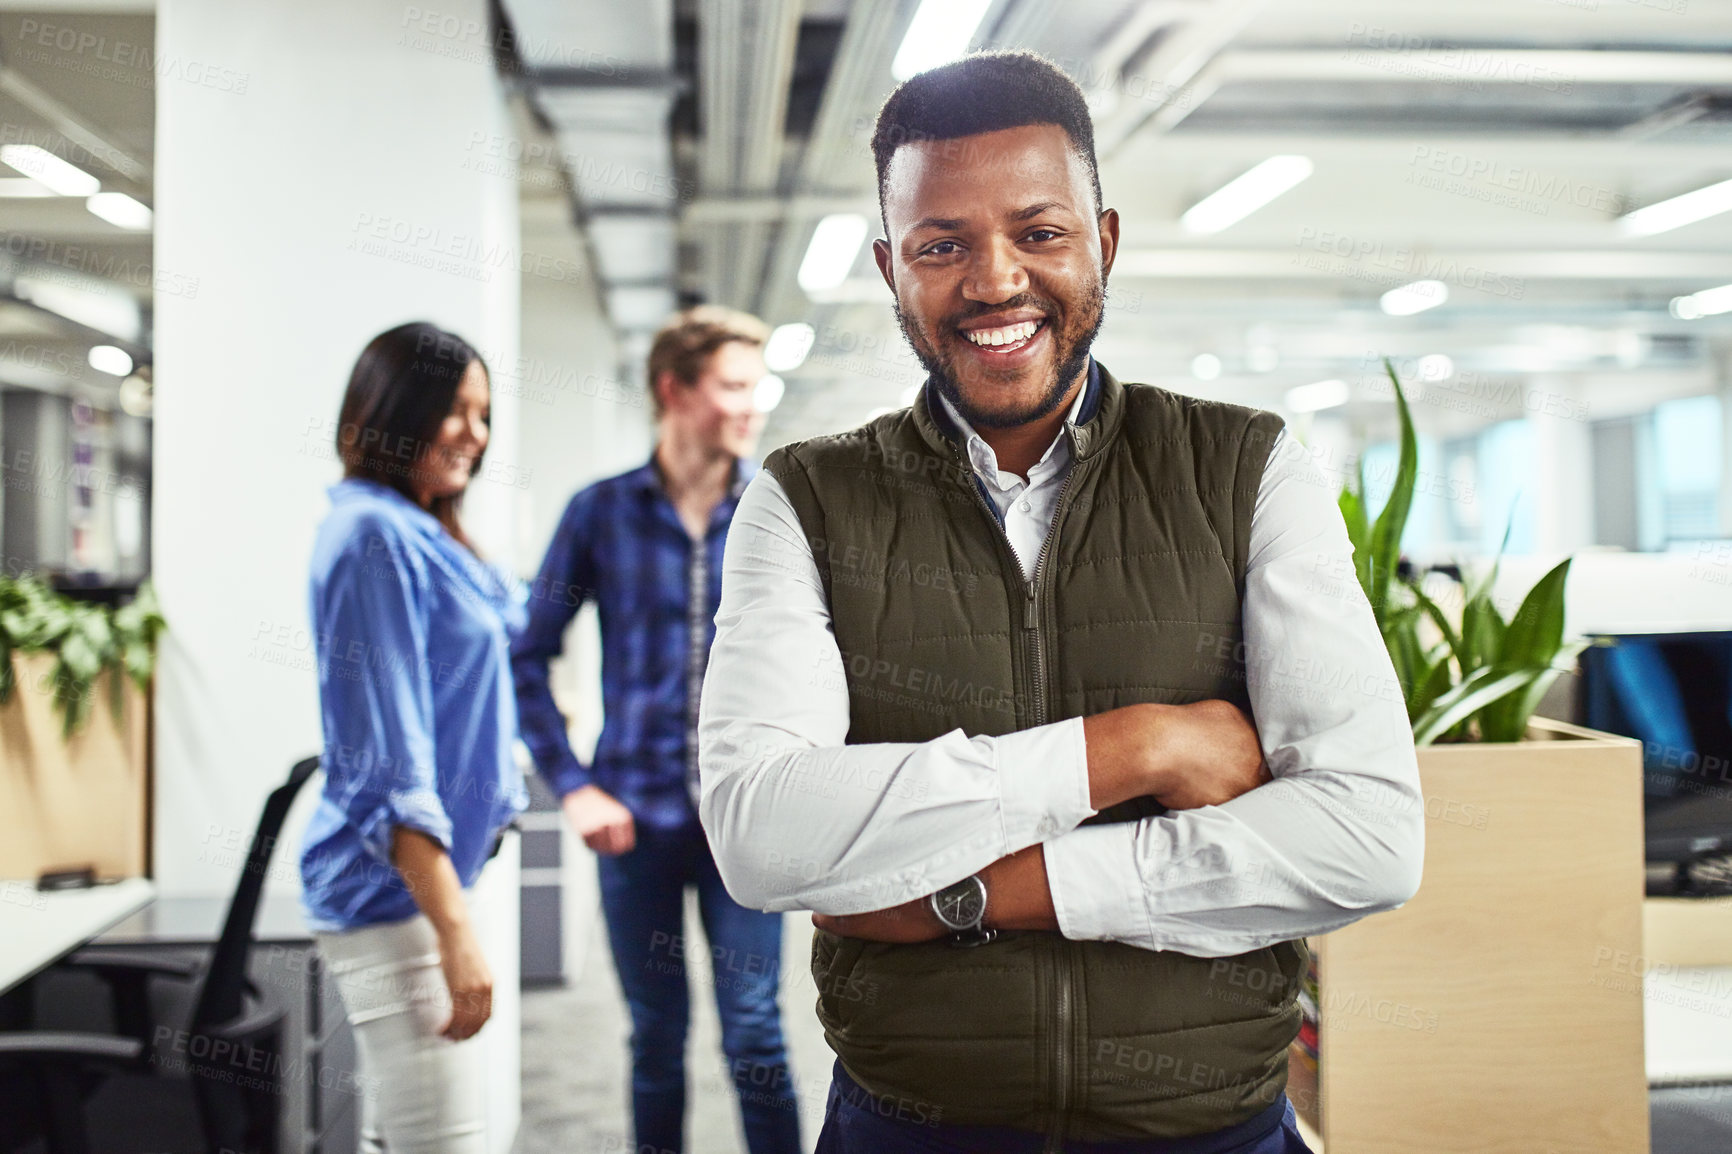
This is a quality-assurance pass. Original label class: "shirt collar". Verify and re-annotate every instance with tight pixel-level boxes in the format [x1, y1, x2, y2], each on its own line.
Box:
[329, 477, 439, 524]
[631, 455, 758, 499]
[934, 357, 1096, 480]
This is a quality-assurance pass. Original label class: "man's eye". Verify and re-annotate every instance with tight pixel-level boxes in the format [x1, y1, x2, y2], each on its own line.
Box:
[926, 241, 960, 256]
[1026, 229, 1058, 242]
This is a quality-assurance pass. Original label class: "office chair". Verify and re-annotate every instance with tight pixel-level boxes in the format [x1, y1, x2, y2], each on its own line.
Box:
[0, 756, 320, 1154]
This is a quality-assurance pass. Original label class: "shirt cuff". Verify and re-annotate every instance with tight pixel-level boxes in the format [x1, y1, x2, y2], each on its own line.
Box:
[992, 716, 1095, 848]
[355, 788, 454, 865]
[1045, 821, 1154, 947]
[544, 753, 593, 800]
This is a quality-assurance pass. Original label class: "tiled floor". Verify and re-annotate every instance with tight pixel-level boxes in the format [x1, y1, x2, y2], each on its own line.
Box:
[515, 907, 832, 1154]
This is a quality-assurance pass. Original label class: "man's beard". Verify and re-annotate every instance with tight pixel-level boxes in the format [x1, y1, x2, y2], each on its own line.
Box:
[895, 275, 1107, 431]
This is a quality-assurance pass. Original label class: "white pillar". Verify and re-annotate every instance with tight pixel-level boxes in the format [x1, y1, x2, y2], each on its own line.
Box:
[1719, 348, 1732, 539]
[153, 3, 520, 1147]
[1529, 375, 1593, 555]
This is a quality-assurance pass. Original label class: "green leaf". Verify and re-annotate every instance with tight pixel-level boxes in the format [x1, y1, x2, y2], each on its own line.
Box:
[1366, 358, 1418, 613]
[1477, 559, 1574, 739]
[1410, 652, 1455, 724]
[1459, 588, 1505, 676]
[1339, 466, 1372, 603]
[1413, 664, 1544, 746]
[1499, 558, 1571, 668]
[1405, 578, 1462, 662]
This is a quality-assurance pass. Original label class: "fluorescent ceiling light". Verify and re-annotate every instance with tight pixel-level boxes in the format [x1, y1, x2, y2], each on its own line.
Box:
[0, 145, 99, 196]
[1180, 156, 1314, 235]
[1618, 177, 1732, 239]
[1286, 379, 1350, 413]
[1191, 353, 1222, 381]
[13, 274, 143, 342]
[0, 178, 53, 198]
[763, 323, 816, 372]
[754, 373, 785, 414]
[798, 214, 869, 294]
[1670, 282, 1732, 320]
[892, 0, 991, 82]
[88, 345, 134, 376]
[1380, 280, 1449, 316]
[87, 191, 152, 231]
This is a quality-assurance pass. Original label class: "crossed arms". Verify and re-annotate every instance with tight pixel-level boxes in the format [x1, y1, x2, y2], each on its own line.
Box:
[698, 441, 1425, 957]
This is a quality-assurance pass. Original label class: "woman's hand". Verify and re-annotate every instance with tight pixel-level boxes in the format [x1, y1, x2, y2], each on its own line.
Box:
[389, 826, 494, 1041]
[562, 784, 637, 856]
[436, 921, 494, 1041]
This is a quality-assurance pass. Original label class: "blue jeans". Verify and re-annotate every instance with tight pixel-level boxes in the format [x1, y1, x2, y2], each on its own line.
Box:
[814, 1061, 1312, 1154]
[597, 823, 799, 1154]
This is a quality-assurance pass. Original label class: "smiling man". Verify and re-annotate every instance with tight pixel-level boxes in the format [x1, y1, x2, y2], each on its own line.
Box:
[700, 52, 1423, 1153]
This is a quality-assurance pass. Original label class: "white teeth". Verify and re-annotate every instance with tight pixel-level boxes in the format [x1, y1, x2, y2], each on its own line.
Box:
[965, 320, 1040, 347]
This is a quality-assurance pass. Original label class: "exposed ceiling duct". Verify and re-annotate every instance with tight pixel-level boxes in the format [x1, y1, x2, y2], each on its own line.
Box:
[501, 0, 681, 369]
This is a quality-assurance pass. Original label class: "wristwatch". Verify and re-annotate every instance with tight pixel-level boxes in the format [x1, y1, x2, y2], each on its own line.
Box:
[930, 874, 996, 948]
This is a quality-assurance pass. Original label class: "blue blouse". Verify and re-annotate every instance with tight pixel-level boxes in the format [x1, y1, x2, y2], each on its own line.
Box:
[299, 478, 528, 932]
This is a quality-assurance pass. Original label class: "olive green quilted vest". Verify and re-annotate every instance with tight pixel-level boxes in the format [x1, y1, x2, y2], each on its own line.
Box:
[763, 365, 1303, 1144]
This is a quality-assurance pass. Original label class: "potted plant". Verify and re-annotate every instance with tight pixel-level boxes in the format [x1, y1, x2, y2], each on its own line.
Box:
[1290, 363, 1649, 1154]
[0, 580, 163, 882]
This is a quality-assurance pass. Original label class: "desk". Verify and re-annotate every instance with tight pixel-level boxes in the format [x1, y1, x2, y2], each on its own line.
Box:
[96, 892, 311, 948]
[84, 891, 354, 1154]
[0, 877, 154, 994]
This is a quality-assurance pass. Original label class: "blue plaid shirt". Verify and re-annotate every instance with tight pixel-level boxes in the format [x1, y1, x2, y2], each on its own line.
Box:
[511, 457, 756, 831]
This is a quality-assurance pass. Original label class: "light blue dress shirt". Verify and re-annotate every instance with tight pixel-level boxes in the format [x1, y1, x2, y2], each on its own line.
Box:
[299, 478, 528, 932]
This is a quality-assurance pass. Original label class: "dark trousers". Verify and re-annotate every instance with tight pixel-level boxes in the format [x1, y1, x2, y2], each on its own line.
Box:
[597, 823, 800, 1154]
[814, 1061, 1312, 1154]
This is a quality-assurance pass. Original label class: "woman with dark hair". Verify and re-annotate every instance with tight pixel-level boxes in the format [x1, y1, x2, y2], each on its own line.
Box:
[298, 321, 526, 1154]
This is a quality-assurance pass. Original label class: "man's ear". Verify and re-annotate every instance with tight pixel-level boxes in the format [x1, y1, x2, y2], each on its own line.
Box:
[1097, 207, 1120, 281]
[653, 370, 683, 414]
[873, 237, 896, 294]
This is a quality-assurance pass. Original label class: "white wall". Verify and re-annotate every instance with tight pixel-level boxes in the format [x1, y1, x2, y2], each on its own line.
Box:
[154, 0, 519, 895]
[154, 2, 523, 1147]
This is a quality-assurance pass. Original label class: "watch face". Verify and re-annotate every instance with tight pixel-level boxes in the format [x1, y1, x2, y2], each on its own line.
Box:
[935, 878, 985, 930]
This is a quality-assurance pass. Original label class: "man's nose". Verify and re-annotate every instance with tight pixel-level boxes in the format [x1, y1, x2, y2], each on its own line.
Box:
[962, 236, 1027, 303]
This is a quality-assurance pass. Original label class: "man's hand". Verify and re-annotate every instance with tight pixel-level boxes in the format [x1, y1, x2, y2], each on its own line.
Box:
[813, 897, 948, 943]
[1084, 700, 1268, 811]
[562, 784, 637, 855]
[1142, 700, 1270, 810]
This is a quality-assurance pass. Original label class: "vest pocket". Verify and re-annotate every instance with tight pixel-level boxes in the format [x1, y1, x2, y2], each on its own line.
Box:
[812, 932, 1050, 1130]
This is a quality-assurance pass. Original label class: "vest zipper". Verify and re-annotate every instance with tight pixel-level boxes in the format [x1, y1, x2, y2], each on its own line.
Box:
[1044, 938, 1075, 1154]
[953, 430, 1089, 1150]
[1024, 459, 1080, 727]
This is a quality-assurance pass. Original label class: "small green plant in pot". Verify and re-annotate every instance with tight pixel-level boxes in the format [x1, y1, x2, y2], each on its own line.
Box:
[1336, 360, 1585, 745]
[0, 577, 165, 737]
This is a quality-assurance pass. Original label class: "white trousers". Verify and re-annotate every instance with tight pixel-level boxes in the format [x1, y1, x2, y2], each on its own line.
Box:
[315, 914, 487, 1154]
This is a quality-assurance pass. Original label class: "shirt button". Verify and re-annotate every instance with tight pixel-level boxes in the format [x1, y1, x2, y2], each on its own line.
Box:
[1019, 500, 1032, 513]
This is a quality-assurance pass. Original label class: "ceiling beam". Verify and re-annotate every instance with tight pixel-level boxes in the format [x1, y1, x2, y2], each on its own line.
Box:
[1209, 49, 1732, 88]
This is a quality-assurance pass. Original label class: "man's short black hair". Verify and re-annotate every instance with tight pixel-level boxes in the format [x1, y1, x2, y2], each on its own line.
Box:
[871, 50, 1103, 227]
